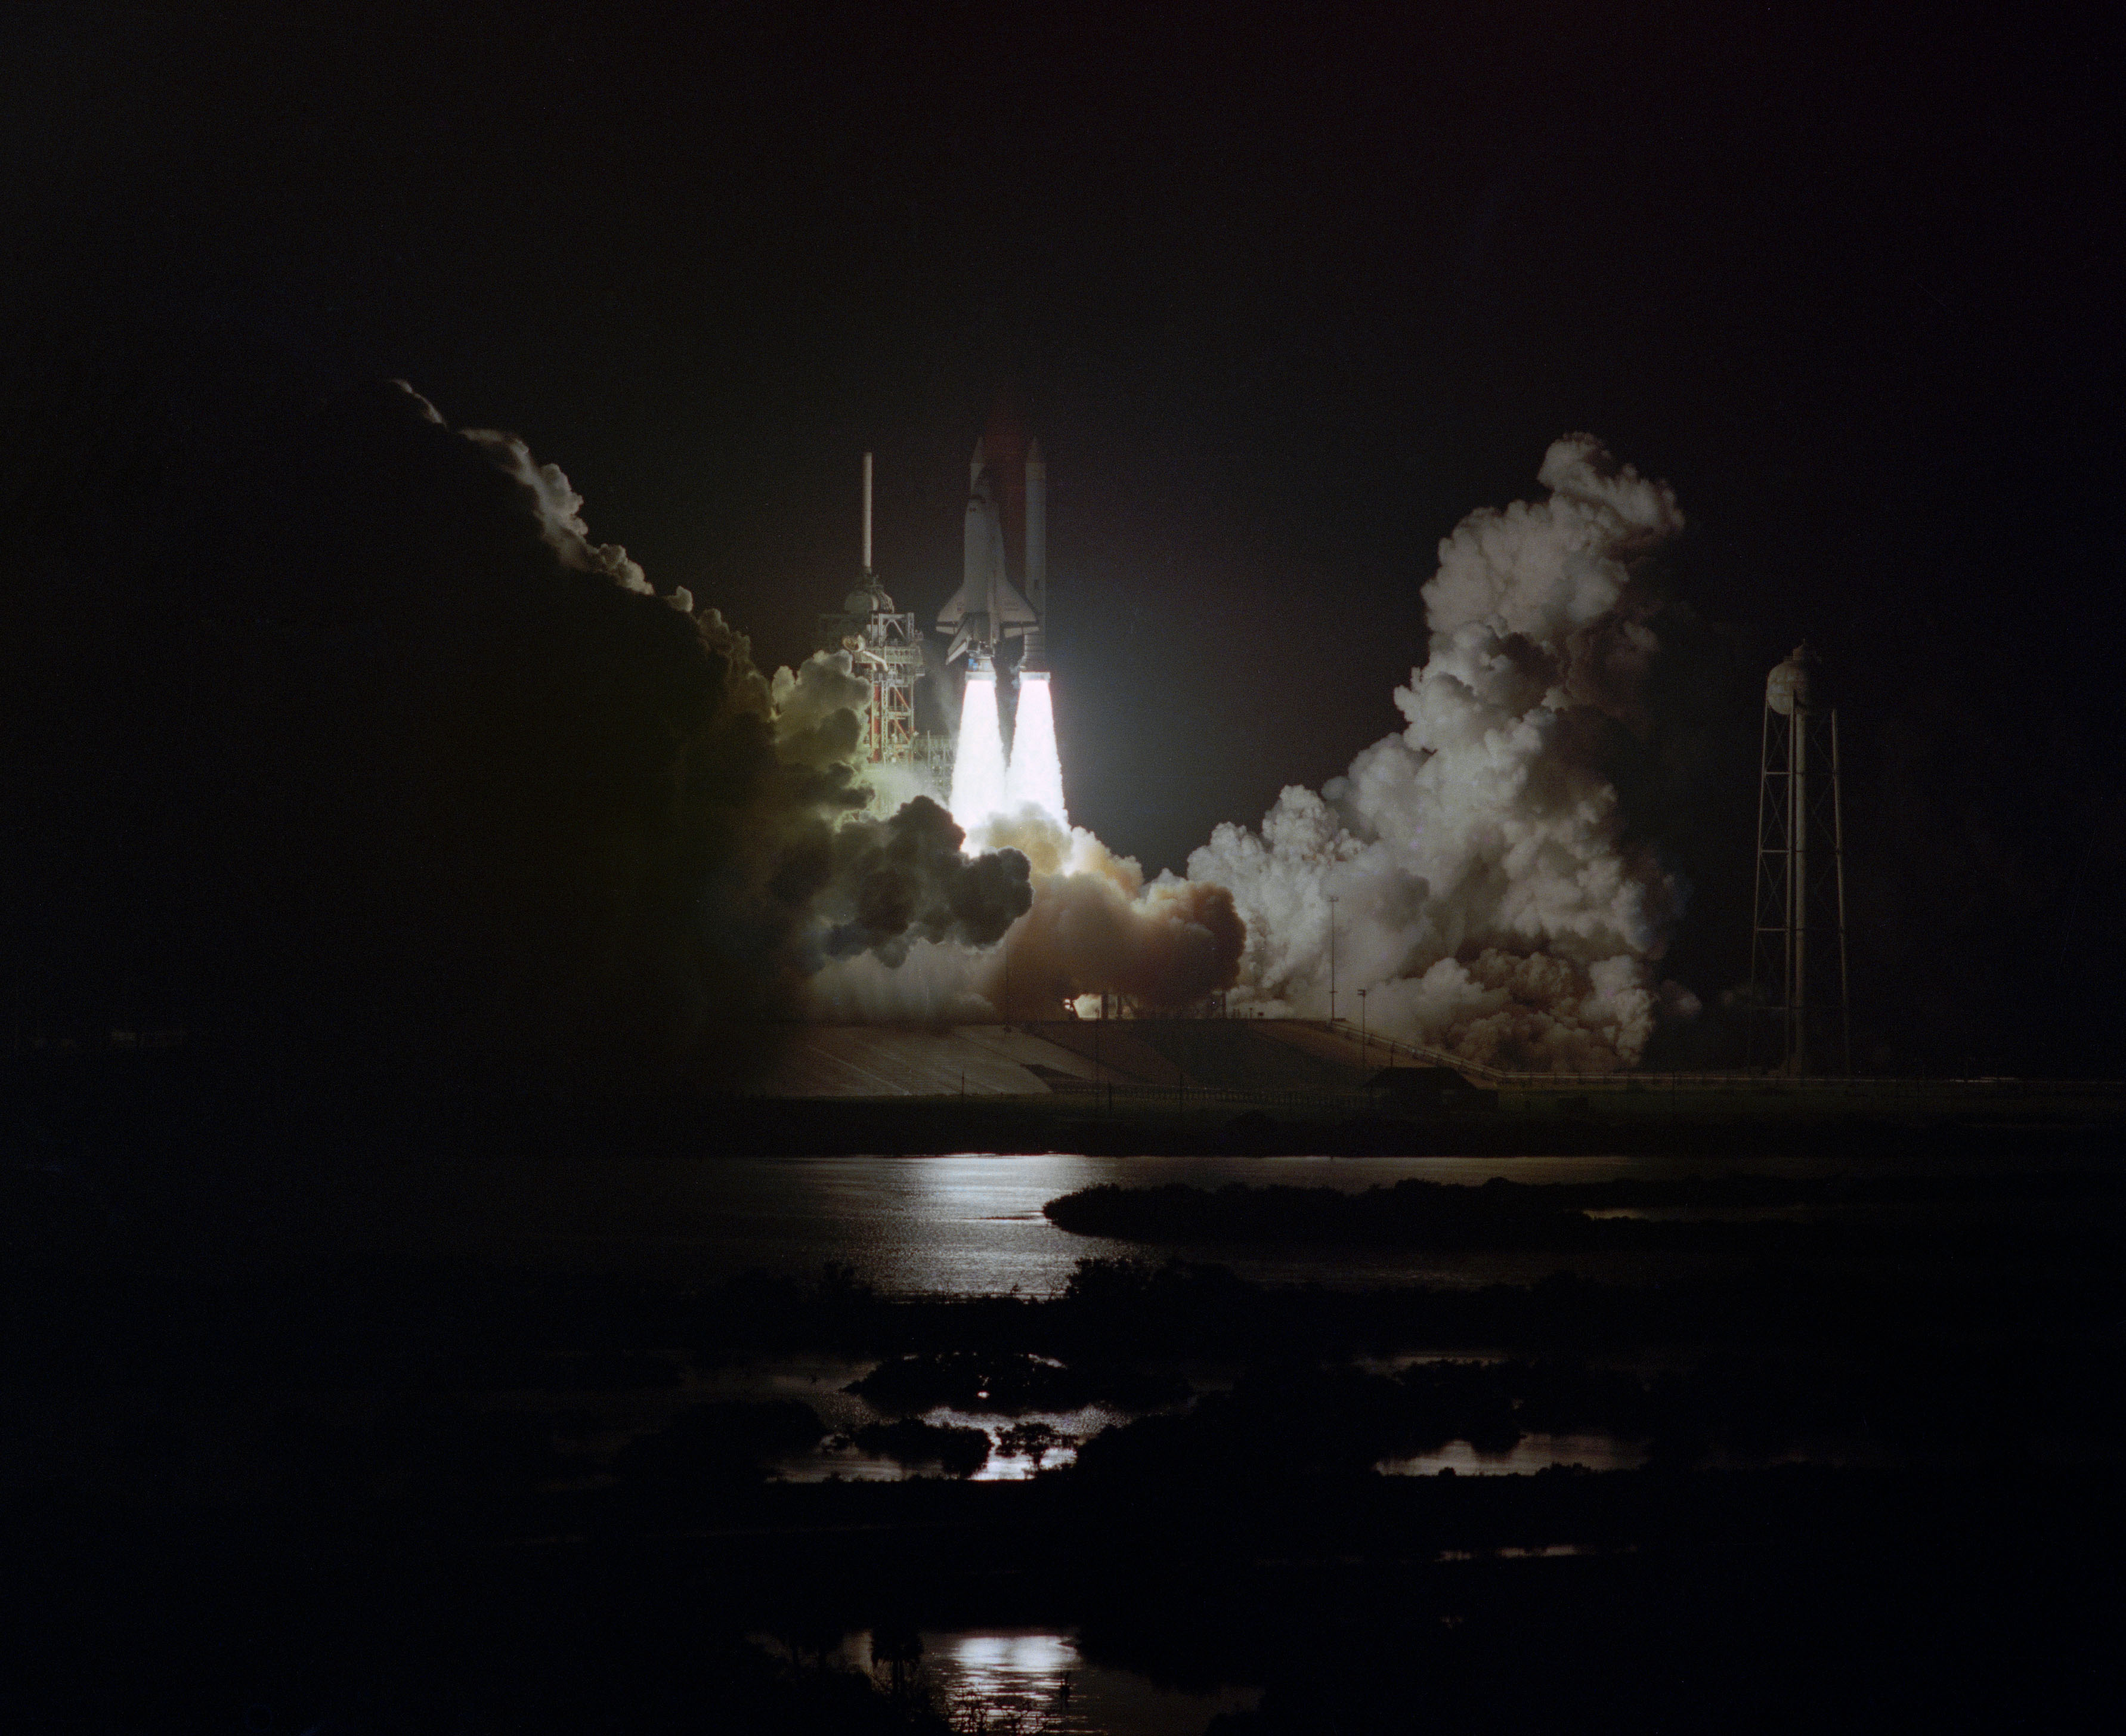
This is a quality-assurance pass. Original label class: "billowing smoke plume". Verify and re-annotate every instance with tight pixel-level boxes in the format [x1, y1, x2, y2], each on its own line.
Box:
[403, 401, 1225, 1035]
[976, 811, 1245, 1016]
[1187, 435, 1699, 1070]
[2, 361, 1032, 1084]
[442, 403, 656, 599]
[439, 419, 1041, 1057]
[806, 808, 1245, 1022]
[794, 794, 1032, 968]
[667, 617, 1035, 1004]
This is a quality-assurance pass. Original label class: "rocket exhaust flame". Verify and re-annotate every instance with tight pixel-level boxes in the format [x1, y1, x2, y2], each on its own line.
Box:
[950, 670, 1010, 843]
[809, 414, 1240, 1019]
[1004, 673, 1067, 830]
[948, 671, 1066, 840]
[939, 413, 1060, 839]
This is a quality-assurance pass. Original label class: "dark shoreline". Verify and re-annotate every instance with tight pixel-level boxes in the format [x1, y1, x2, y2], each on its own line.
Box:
[7, 1055, 2124, 1731]
[1041, 1170, 2126, 1260]
[9, 1048, 2123, 1165]
[11, 1463, 2119, 1732]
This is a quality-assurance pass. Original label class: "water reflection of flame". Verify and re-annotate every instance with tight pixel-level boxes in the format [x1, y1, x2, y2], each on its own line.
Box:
[906, 1627, 1262, 1734]
[927, 1630, 1078, 1731]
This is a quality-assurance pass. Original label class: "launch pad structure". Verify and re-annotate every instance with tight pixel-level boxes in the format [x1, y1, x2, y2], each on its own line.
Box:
[819, 452, 950, 775]
[819, 409, 1064, 828]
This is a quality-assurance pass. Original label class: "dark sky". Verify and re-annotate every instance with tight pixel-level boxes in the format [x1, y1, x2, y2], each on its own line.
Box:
[5, 4, 2121, 1066]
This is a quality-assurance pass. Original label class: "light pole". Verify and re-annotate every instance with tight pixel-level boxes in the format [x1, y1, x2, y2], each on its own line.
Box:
[1358, 987, 1367, 1069]
[1327, 894, 1340, 1028]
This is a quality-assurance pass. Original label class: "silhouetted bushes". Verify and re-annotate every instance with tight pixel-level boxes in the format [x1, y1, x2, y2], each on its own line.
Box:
[846, 1350, 1187, 1415]
[614, 1400, 825, 1487]
[6, 1251, 2119, 1415]
[1067, 1338, 2126, 1484]
[1044, 1172, 2126, 1255]
[1073, 1361, 1516, 1490]
[993, 1420, 1072, 1466]
[851, 1418, 991, 1477]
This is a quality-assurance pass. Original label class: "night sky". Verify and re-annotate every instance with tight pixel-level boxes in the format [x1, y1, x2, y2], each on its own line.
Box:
[5, 6, 2121, 1071]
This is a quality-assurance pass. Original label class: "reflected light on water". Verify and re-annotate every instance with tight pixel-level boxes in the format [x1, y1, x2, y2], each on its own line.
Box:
[772, 1627, 1259, 1732]
[951, 1629, 1078, 1679]
[911, 1628, 1259, 1735]
[932, 1633, 1072, 1729]
[1376, 1432, 1647, 1476]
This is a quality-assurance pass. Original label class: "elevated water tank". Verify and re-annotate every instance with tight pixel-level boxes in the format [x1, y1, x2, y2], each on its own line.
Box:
[1766, 642, 1814, 716]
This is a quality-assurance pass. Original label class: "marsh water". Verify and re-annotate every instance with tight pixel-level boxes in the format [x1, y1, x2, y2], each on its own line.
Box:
[329, 1146, 2090, 1493]
[100, 1142, 2113, 1495]
[39, 1140, 2111, 1734]
[405, 1149, 1929, 1293]
[138, 1143, 2110, 1295]
[762, 1628, 1261, 1734]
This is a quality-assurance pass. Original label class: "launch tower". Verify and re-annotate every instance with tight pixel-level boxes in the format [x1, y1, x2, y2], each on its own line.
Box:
[818, 452, 943, 771]
[1749, 642, 1850, 1073]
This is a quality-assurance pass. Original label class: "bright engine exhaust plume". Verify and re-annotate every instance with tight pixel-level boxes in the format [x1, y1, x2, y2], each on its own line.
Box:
[804, 426, 1242, 1022]
[950, 670, 1010, 841]
[1003, 672, 1068, 830]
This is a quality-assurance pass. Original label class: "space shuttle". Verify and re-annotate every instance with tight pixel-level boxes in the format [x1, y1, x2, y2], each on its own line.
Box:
[937, 429, 1047, 674]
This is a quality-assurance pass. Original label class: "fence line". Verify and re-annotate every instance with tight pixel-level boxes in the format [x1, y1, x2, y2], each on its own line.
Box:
[1314, 1019, 2123, 1096]
[1036, 1078, 1387, 1115]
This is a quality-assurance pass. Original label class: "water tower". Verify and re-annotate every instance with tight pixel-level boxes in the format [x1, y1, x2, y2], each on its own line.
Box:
[1749, 642, 1850, 1073]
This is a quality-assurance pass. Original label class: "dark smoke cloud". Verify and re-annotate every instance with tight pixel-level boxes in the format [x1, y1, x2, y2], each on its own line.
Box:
[0, 349, 1026, 1085]
[802, 810, 1245, 1022]
[810, 797, 1031, 968]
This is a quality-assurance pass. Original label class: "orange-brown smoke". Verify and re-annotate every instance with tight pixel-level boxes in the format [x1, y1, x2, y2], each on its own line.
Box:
[968, 811, 1245, 1016]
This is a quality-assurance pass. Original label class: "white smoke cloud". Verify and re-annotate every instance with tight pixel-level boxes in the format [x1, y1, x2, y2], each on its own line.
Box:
[1186, 434, 1697, 1072]
[770, 649, 873, 767]
[459, 420, 656, 596]
[853, 756, 946, 820]
[800, 936, 1000, 1025]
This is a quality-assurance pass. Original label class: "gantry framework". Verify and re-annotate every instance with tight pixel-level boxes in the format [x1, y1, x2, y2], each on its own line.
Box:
[821, 580, 930, 765]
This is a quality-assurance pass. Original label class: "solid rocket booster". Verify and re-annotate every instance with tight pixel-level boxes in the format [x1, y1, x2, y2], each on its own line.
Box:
[1020, 438, 1047, 673]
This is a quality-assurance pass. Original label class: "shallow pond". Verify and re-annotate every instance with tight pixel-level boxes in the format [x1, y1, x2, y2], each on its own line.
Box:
[766, 1627, 1259, 1735]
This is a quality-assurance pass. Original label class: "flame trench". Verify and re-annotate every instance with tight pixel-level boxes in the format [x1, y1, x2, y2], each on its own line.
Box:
[950, 670, 1010, 841]
[1004, 672, 1067, 830]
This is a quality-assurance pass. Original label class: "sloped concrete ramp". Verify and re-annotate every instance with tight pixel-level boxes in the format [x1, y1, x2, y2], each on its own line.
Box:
[1033, 1019, 1363, 1091]
[1251, 1020, 1392, 1082]
[759, 1020, 1387, 1098]
[761, 1026, 1107, 1098]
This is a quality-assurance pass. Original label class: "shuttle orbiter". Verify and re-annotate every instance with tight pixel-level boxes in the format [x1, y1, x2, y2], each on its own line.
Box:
[937, 436, 1041, 673]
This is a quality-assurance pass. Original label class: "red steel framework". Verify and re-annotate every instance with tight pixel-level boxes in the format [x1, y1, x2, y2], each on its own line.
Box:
[819, 453, 948, 772]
